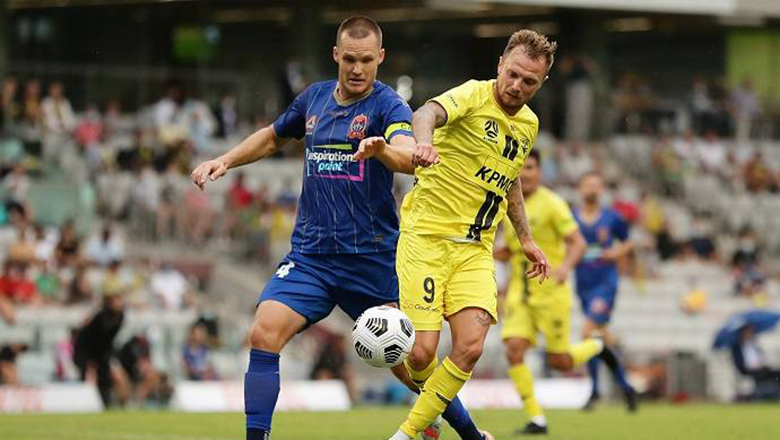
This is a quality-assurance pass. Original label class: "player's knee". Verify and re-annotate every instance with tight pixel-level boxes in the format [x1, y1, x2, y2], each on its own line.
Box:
[547, 353, 573, 371]
[452, 340, 484, 369]
[505, 340, 526, 365]
[249, 319, 286, 352]
[407, 344, 436, 371]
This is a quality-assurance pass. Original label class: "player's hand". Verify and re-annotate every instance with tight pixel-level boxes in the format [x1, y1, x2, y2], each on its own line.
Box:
[601, 247, 620, 262]
[551, 265, 571, 285]
[413, 142, 440, 167]
[353, 136, 386, 161]
[191, 159, 228, 190]
[522, 240, 551, 284]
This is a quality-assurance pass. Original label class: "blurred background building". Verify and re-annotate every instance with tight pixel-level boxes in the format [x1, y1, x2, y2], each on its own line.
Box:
[1, 0, 780, 410]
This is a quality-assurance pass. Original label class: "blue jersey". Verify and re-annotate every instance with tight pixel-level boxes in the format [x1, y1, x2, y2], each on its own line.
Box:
[574, 207, 629, 292]
[273, 80, 413, 254]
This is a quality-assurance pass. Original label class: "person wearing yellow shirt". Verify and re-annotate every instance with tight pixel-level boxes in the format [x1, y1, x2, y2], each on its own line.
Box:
[496, 149, 611, 435]
[386, 30, 555, 440]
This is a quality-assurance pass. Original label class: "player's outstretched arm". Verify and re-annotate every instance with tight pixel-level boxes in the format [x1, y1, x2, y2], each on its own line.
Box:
[353, 134, 417, 175]
[191, 125, 287, 189]
[410, 102, 446, 167]
[506, 181, 550, 283]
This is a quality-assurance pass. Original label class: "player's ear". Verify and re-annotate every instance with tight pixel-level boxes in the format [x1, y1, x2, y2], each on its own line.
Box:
[378, 48, 385, 65]
[497, 55, 504, 74]
[332, 46, 340, 63]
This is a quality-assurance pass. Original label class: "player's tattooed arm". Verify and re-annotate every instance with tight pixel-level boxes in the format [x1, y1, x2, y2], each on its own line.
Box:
[507, 181, 551, 282]
[191, 125, 289, 189]
[410, 102, 445, 167]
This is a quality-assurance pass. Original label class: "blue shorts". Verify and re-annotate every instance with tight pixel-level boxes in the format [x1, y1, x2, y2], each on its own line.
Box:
[577, 283, 617, 325]
[258, 251, 399, 325]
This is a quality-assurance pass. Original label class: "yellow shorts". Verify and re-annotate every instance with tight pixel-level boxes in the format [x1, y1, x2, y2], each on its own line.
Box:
[397, 232, 498, 331]
[501, 297, 571, 354]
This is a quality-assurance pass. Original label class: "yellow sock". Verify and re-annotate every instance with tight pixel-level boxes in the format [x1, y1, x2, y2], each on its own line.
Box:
[400, 357, 471, 437]
[405, 355, 438, 390]
[508, 363, 544, 419]
[570, 339, 602, 367]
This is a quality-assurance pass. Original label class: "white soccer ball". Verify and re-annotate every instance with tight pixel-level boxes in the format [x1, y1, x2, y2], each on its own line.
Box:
[352, 306, 415, 368]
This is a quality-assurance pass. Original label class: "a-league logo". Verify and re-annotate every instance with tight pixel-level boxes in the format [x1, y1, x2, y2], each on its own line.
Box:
[276, 262, 295, 278]
[347, 114, 368, 139]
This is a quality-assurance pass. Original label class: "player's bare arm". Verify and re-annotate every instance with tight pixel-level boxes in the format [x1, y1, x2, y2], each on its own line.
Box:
[191, 125, 288, 189]
[353, 134, 417, 174]
[553, 230, 586, 284]
[506, 180, 550, 282]
[410, 102, 446, 167]
[602, 238, 634, 262]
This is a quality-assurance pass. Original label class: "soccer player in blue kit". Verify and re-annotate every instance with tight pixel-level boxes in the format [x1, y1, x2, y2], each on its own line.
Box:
[191, 16, 490, 440]
[573, 172, 638, 412]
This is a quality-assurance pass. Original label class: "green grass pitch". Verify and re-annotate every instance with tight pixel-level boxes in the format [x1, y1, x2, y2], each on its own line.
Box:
[2, 404, 779, 440]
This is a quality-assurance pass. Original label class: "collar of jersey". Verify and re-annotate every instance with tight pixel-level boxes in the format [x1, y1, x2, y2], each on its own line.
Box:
[332, 82, 376, 107]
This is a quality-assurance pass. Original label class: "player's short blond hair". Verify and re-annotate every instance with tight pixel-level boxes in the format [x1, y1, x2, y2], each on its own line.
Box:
[503, 29, 557, 70]
[336, 16, 383, 48]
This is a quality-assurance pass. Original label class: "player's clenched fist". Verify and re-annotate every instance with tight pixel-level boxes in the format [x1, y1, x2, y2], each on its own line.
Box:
[353, 136, 386, 161]
[191, 159, 228, 190]
[413, 142, 440, 167]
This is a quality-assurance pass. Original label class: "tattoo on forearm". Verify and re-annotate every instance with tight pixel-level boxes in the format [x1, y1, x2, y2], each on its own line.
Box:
[508, 186, 532, 242]
[475, 310, 492, 327]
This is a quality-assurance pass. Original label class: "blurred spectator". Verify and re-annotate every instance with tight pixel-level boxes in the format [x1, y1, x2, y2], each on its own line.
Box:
[55, 219, 81, 267]
[560, 142, 594, 185]
[33, 223, 57, 264]
[66, 262, 93, 304]
[19, 79, 43, 156]
[687, 217, 717, 261]
[309, 333, 357, 402]
[41, 81, 77, 165]
[149, 262, 190, 310]
[731, 325, 780, 399]
[561, 54, 596, 141]
[730, 78, 760, 142]
[3, 162, 30, 205]
[183, 323, 217, 381]
[184, 93, 216, 154]
[215, 93, 238, 139]
[0, 262, 38, 304]
[130, 164, 161, 240]
[54, 328, 79, 382]
[0, 77, 20, 135]
[75, 103, 104, 173]
[35, 262, 62, 303]
[8, 227, 37, 266]
[117, 334, 173, 406]
[0, 343, 29, 385]
[731, 227, 765, 297]
[73, 293, 126, 407]
[85, 224, 125, 266]
[695, 131, 727, 175]
[180, 184, 213, 245]
[222, 171, 254, 239]
[743, 151, 774, 194]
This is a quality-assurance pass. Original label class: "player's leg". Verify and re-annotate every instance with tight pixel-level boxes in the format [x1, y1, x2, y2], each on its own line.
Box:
[582, 291, 636, 411]
[579, 291, 602, 408]
[391, 243, 497, 440]
[247, 253, 336, 440]
[501, 301, 546, 433]
[338, 247, 486, 440]
[545, 302, 603, 373]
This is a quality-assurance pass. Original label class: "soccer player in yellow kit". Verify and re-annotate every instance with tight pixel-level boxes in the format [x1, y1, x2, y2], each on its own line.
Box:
[386, 30, 555, 440]
[497, 149, 607, 435]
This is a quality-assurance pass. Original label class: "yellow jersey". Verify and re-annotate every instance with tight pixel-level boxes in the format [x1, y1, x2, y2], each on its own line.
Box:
[503, 186, 579, 306]
[400, 79, 538, 251]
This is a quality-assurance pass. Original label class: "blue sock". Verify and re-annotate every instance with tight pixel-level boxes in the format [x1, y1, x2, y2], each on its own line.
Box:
[245, 349, 280, 440]
[587, 358, 600, 397]
[609, 359, 634, 394]
[442, 396, 483, 440]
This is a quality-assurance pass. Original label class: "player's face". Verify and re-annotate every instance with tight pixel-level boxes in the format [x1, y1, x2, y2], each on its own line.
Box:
[496, 46, 548, 113]
[579, 175, 603, 205]
[520, 156, 541, 195]
[333, 33, 384, 99]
